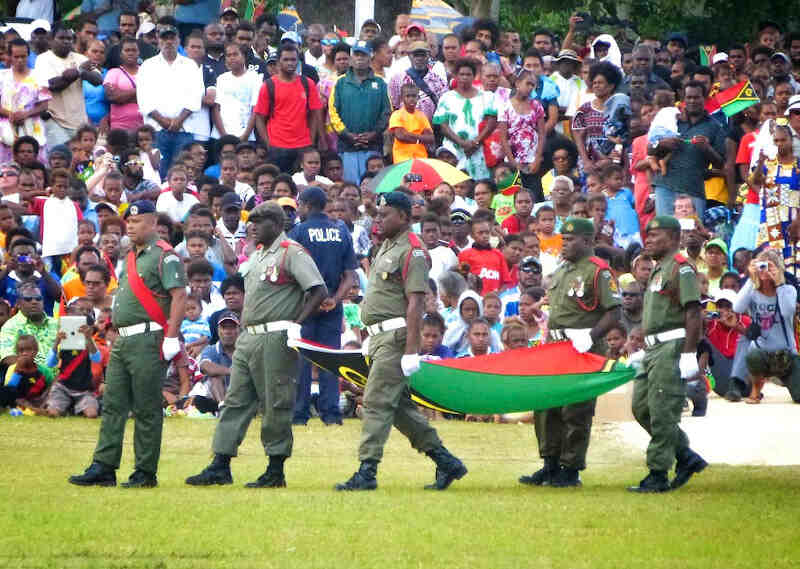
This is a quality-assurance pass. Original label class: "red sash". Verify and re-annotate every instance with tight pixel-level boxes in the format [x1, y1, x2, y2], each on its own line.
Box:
[125, 241, 170, 330]
[58, 350, 89, 381]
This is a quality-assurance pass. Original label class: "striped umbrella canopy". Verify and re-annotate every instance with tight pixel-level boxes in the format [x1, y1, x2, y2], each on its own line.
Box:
[411, 0, 474, 37]
[369, 158, 471, 194]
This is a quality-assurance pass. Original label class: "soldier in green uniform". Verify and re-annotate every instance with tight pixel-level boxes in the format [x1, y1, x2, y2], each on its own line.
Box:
[520, 217, 621, 488]
[186, 202, 327, 488]
[335, 191, 467, 491]
[627, 216, 708, 493]
[69, 201, 187, 488]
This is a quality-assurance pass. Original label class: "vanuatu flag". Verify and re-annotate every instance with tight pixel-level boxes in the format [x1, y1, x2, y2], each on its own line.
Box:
[288, 339, 635, 415]
[699, 45, 717, 67]
[705, 80, 760, 117]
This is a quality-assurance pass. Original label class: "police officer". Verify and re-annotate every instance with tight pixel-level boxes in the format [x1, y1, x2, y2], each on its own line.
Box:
[627, 216, 707, 493]
[520, 217, 621, 488]
[186, 202, 327, 488]
[69, 201, 187, 488]
[289, 187, 357, 425]
[336, 191, 467, 491]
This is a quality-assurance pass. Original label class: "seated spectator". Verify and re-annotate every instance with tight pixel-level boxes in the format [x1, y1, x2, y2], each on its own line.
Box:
[443, 289, 502, 354]
[420, 214, 458, 282]
[186, 259, 225, 318]
[703, 238, 728, 294]
[457, 317, 496, 358]
[175, 208, 236, 270]
[156, 165, 199, 224]
[420, 312, 454, 359]
[482, 291, 503, 335]
[500, 188, 534, 235]
[535, 205, 561, 257]
[81, 263, 114, 316]
[44, 302, 101, 418]
[208, 274, 245, 344]
[291, 148, 333, 191]
[216, 193, 247, 250]
[437, 270, 467, 330]
[500, 255, 542, 318]
[0, 280, 59, 372]
[604, 323, 627, 359]
[0, 237, 61, 314]
[181, 294, 211, 357]
[184, 231, 227, 284]
[706, 289, 751, 402]
[457, 212, 513, 293]
[734, 249, 800, 404]
[59, 244, 117, 309]
[620, 281, 643, 332]
[0, 335, 52, 412]
[192, 309, 241, 414]
[501, 317, 529, 350]
[518, 286, 548, 346]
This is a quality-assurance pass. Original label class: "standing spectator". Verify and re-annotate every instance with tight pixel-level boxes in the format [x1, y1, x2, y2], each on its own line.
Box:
[458, 214, 512, 293]
[420, 214, 457, 283]
[104, 12, 158, 70]
[137, 23, 204, 179]
[82, 40, 108, 128]
[329, 41, 391, 184]
[103, 38, 142, 131]
[433, 58, 497, 180]
[80, 0, 121, 38]
[388, 41, 448, 121]
[572, 61, 622, 178]
[389, 83, 435, 163]
[0, 280, 59, 372]
[498, 69, 546, 200]
[289, 187, 357, 426]
[620, 281, 643, 332]
[28, 168, 83, 270]
[76, 17, 99, 55]
[500, 188, 534, 235]
[254, 44, 324, 174]
[649, 82, 725, 217]
[550, 49, 586, 128]
[34, 24, 103, 148]
[0, 39, 51, 165]
[211, 43, 260, 143]
[27, 21, 51, 69]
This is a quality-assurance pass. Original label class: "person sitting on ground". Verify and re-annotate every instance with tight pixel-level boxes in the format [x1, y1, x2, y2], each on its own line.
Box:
[0, 334, 53, 412]
[443, 289, 502, 355]
[706, 289, 751, 402]
[482, 291, 504, 336]
[44, 302, 101, 418]
[420, 312, 455, 359]
[186, 259, 225, 318]
[192, 309, 240, 415]
[180, 294, 211, 358]
[604, 323, 627, 359]
[518, 286, 548, 346]
[457, 317, 496, 358]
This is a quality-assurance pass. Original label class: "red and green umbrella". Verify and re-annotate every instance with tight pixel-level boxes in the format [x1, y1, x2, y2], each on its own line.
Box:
[369, 158, 471, 194]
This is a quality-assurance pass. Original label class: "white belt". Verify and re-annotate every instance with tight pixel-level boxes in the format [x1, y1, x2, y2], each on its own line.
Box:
[246, 320, 295, 335]
[644, 328, 686, 348]
[117, 322, 163, 337]
[549, 328, 591, 342]
[366, 317, 406, 336]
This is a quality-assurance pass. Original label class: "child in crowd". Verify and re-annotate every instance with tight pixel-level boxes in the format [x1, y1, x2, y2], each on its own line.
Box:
[443, 290, 502, 355]
[135, 125, 161, 183]
[625, 326, 645, 356]
[28, 168, 82, 275]
[518, 287, 548, 346]
[389, 83, 435, 163]
[587, 193, 615, 246]
[77, 219, 96, 247]
[156, 165, 199, 224]
[604, 323, 628, 359]
[482, 291, 504, 336]
[420, 312, 454, 359]
[0, 335, 51, 412]
[342, 283, 364, 345]
[599, 163, 641, 249]
[457, 317, 495, 358]
[646, 90, 679, 176]
[184, 231, 227, 283]
[45, 305, 101, 418]
[291, 148, 333, 191]
[181, 294, 211, 356]
[500, 317, 529, 350]
[535, 205, 562, 257]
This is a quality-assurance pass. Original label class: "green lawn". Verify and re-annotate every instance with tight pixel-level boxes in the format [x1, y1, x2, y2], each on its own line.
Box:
[1, 416, 798, 569]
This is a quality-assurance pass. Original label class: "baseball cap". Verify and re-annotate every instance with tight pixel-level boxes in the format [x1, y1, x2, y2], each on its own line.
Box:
[555, 49, 581, 63]
[94, 202, 118, 215]
[217, 309, 241, 326]
[157, 24, 178, 37]
[408, 40, 430, 53]
[220, 5, 238, 16]
[352, 40, 373, 56]
[771, 52, 791, 64]
[406, 23, 425, 36]
[235, 141, 256, 153]
[714, 289, 737, 306]
[704, 237, 729, 257]
[450, 208, 472, 224]
[786, 94, 800, 115]
[277, 197, 298, 210]
[281, 31, 301, 45]
[30, 19, 51, 34]
[361, 19, 381, 32]
[221, 192, 242, 210]
[711, 52, 728, 64]
[666, 32, 687, 47]
[519, 256, 542, 273]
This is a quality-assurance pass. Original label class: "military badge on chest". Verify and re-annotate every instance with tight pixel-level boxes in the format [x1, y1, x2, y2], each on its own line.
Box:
[567, 276, 585, 298]
[261, 262, 279, 282]
[650, 274, 663, 292]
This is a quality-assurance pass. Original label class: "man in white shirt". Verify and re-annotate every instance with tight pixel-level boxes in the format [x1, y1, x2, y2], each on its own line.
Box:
[34, 24, 103, 148]
[211, 43, 261, 141]
[137, 23, 204, 180]
[420, 214, 457, 283]
[303, 24, 326, 71]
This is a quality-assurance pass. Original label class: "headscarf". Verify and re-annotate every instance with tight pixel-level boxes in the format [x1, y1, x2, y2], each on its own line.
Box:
[591, 34, 622, 71]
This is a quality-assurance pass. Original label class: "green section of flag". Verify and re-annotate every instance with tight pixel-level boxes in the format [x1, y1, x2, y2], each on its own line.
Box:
[720, 98, 758, 118]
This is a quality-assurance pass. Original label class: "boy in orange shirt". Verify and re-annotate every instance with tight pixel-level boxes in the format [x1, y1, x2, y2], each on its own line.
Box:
[389, 84, 435, 163]
[535, 205, 562, 257]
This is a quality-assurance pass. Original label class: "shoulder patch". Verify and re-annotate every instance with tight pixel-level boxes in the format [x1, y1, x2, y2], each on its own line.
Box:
[413, 250, 425, 258]
[679, 266, 695, 275]
[163, 254, 180, 264]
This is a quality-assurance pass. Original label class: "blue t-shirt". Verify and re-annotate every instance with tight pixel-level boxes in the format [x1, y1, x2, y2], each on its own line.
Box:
[83, 69, 108, 125]
[0, 274, 57, 315]
[181, 317, 211, 344]
[605, 187, 640, 238]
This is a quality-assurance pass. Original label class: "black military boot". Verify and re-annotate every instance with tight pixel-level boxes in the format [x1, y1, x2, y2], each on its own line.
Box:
[519, 457, 559, 486]
[68, 461, 117, 487]
[185, 454, 233, 486]
[246, 455, 287, 488]
[335, 460, 378, 491]
[424, 445, 468, 490]
[671, 448, 708, 490]
[627, 470, 670, 493]
[120, 469, 158, 488]
[550, 466, 582, 488]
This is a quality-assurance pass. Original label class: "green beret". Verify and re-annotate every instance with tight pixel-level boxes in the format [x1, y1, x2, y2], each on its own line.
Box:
[377, 191, 412, 214]
[645, 215, 681, 232]
[249, 201, 285, 224]
[560, 216, 595, 237]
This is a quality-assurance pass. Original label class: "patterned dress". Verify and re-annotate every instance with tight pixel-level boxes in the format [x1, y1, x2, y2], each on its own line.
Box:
[757, 158, 800, 276]
[433, 89, 497, 180]
[498, 98, 545, 164]
[0, 69, 51, 163]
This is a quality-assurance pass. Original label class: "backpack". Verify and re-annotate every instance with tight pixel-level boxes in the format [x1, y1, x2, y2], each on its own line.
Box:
[264, 76, 311, 120]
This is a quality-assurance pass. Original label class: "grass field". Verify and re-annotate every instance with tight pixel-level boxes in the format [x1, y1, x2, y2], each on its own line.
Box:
[1, 415, 798, 569]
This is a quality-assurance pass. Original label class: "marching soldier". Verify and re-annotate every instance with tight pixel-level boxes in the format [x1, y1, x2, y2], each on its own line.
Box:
[520, 217, 620, 488]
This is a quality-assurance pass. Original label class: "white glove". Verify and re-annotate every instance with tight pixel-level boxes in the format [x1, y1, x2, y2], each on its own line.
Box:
[162, 336, 181, 361]
[286, 322, 302, 343]
[679, 352, 699, 379]
[361, 336, 370, 357]
[401, 354, 421, 377]
[627, 350, 645, 370]
[565, 328, 593, 353]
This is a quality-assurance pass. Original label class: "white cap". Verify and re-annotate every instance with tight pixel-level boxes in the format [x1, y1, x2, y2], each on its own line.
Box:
[137, 22, 156, 38]
[786, 94, 800, 116]
[30, 19, 51, 33]
[714, 289, 737, 306]
[711, 52, 728, 64]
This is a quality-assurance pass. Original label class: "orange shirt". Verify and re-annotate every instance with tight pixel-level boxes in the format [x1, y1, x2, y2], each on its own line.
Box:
[389, 107, 431, 163]
[538, 233, 563, 257]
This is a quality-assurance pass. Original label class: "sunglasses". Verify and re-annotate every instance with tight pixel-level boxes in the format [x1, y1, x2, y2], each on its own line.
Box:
[622, 292, 642, 298]
[321, 39, 338, 46]
[125, 159, 144, 166]
[21, 295, 43, 302]
[790, 110, 800, 116]
[0, 171, 20, 177]
[412, 199, 425, 206]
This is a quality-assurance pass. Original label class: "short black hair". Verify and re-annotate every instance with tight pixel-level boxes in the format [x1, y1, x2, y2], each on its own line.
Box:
[187, 259, 214, 279]
[589, 61, 623, 89]
[220, 273, 245, 295]
[278, 43, 298, 59]
[85, 263, 111, 284]
[420, 213, 441, 231]
[13, 136, 39, 155]
[422, 311, 446, 333]
[453, 57, 478, 76]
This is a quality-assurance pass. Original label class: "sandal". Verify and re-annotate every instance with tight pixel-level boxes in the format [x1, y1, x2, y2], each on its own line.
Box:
[744, 397, 761, 404]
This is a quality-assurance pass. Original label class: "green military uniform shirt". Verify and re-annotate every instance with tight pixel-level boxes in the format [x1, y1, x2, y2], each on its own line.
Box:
[642, 252, 700, 335]
[240, 232, 325, 326]
[360, 230, 429, 326]
[113, 236, 186, 328]
[547, 255, 620, 329]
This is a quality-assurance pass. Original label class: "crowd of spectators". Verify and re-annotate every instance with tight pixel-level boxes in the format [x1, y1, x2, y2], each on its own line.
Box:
[1, 7, 800, 420]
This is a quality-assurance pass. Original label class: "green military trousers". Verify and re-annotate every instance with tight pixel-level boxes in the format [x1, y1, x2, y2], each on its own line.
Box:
[93, 332, 168, 475]
[212, 330, 298, 458]
[533, 398, 596, 470]
[358, 329, 441, 462]
[632, 339, 689, 472]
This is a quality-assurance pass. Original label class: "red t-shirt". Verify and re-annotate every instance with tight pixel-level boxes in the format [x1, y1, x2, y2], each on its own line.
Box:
[254, 76, 323, 149]
[735, 131, 759, 204]
[501, 214, 524, 235]
[457, 247, 512, 293]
